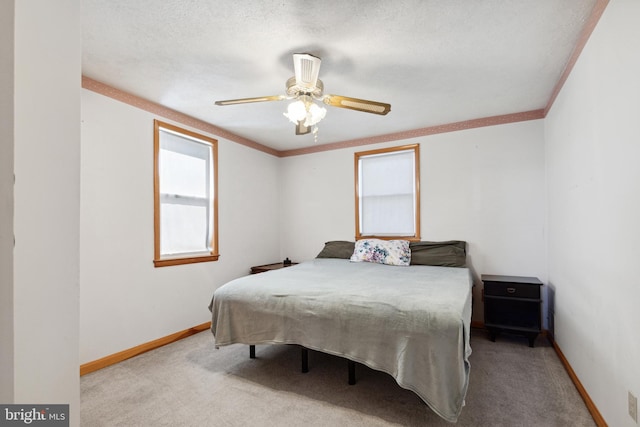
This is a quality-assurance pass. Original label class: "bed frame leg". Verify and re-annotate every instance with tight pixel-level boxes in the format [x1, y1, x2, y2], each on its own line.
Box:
[249, 345, 255, 359]
[348, 360, 356, 385]
[301, 347, 309, 373]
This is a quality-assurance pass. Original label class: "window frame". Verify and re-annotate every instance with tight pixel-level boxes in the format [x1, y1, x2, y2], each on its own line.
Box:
[153, 120, 219, 267]
[354, 144, 421, 241]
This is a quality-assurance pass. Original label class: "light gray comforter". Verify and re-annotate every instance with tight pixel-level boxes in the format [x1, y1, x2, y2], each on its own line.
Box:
[209, 258, 473, 422]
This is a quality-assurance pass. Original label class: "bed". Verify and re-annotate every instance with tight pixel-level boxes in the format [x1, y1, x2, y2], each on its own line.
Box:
[209, 240, 472, 422]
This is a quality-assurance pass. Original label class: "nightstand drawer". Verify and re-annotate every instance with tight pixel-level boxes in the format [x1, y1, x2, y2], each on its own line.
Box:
[484, 281, 540, 299]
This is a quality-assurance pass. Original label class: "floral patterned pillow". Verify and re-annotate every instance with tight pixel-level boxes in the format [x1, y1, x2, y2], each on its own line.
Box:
[350, 239, 411, 266]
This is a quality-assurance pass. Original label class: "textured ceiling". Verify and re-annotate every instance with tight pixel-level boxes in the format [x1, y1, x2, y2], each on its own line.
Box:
[82, 0, 600, 152]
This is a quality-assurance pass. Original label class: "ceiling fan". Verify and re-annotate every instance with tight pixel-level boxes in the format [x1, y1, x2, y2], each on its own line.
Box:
[215, 53, 391, 137]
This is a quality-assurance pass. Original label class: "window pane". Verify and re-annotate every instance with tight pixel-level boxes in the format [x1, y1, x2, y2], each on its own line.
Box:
[158, 128, 213, 256]
[361, 194, 415, 236]
[360, 151, 414, 196]
[160, 202, 209, 255]
[160, 131, 210, 199]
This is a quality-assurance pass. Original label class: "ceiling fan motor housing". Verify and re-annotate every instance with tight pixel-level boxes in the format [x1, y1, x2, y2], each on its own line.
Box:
[286, 76, 323, 99]
[293, 53, 322, 89]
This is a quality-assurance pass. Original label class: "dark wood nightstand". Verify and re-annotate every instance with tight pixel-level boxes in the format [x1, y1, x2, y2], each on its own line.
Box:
[250, 261, 298, 274]
[482, 274, 543, 347]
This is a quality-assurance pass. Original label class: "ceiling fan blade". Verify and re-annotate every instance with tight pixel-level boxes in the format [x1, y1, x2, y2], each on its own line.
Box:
[295, 120, 311, 135]
[323, 95, 391, 115]
[293, 53, 321, 90]
[215, 95, 286, 106]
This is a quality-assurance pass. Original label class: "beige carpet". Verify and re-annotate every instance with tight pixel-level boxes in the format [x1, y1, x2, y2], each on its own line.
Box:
[81, 328, 596, 426]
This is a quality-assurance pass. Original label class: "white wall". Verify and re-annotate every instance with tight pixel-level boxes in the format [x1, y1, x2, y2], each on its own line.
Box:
[79, 90, 281, 363]
[545, 0, 640, 425]
[280, 120, 547, 323]
[11, 1, 81, 424]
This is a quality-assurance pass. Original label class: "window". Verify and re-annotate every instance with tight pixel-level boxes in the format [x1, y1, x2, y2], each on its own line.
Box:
[153, 120, 218, 267]
[354, 144, 420, 240]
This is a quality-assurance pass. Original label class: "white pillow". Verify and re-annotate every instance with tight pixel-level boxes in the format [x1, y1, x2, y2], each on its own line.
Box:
[350, 239, 411, 266]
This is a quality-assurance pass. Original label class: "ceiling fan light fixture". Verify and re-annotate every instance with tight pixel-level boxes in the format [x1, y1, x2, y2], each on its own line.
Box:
[283, 95, 327, 128]
[284, 99, 307, 124]
[306, 102, 327, 126]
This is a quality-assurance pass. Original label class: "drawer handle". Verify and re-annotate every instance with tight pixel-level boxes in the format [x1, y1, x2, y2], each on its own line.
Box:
[506, 287, 516, 294]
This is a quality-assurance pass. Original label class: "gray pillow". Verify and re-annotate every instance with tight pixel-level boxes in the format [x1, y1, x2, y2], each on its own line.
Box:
[316, 241, 355, 259]
[409, 241, 466, 267]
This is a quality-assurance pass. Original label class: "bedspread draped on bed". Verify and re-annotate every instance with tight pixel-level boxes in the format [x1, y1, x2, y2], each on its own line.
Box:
[209, 258, 473, 422]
